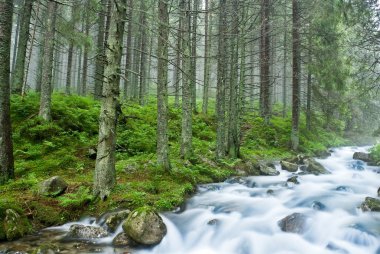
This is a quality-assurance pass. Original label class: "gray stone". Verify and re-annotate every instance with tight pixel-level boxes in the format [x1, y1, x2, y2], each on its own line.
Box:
[104, 210, 130, 232]
[258, 164, 280, 176]
[207, 219, 220, 226]
[360, 197, 380, 212]
[67, 224, 108, 239]
[278, 213, 308, 234]
[353, 152, 371, 162]
[122, 207, 167, 245]
[378, 187, 380, 197]
[281, 161, 298, 172]
[38, 176, 68, 197]
[112, 233, 137, 247]
[88, 148, 97, 160]
[301, 158, 330, 175]
[287, 176, 299, 185]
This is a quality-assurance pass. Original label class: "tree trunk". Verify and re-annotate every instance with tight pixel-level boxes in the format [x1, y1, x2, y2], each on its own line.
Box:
[66, 42, 74, 94]
[260, 0, 271, 123]
[291, 0, 300, 150]
[157, 0, 170, 169]
[173, 2, 183, 108]
[138, 0, 147, 105]
[180, 0, 193, 159]
[94, 0, 107, 99]
[215, 0, 227, 159]
[0, 0, 14, 184]
[94, 0, 126, 199]
[123, 0, 133, 100]
[201, 0, 210, 114]
[39, 0, 57, 121]
[282, 0, 288, 118]
[81, 6, 90, 96]
[12, 0, 34, 94]
[190, 0, 198, 113]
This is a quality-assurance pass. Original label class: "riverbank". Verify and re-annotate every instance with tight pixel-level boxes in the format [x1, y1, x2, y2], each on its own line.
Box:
[0, 93, 350, 242]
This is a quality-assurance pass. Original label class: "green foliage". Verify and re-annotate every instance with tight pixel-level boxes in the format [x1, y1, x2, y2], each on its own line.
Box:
[58, 186, 93, 209]
[370, 144, 380, 163]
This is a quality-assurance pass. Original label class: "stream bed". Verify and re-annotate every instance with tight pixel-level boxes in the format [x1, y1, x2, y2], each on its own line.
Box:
[1, 146, 380, 254]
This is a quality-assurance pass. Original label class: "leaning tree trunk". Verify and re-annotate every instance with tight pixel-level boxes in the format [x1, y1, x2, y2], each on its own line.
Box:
[180, 0, 193, 159]
[0, 0, 14, 184]
[12, 0, 34, 94]
[157, 0, 171, 169]
[39, 0, 57, 121]
[94, 0, 126, 199]
[291, 0, 300, 151]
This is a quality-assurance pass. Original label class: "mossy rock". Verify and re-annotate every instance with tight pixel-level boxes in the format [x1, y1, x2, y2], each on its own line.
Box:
[122, 206, 167, 245]
[32, 243, 59, 254]
[38, 176, 68, 197]
[3, 209, 32, 240]
[0, 200, 29, 240]
[29, 201, 65, 226]
[361, 197, 380, 212]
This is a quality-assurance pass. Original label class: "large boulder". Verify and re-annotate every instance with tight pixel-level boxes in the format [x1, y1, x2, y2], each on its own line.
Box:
[66, 224, 108, 239]
[360, 197, 380, 212]
[258, 163, 280, 176]
[3, 209, 32, 240]
[278, 213, 308, 234]
[280, 161, 298, 172]
[104, 210, 130, 232]
[301, 158, 330, 175]
[122, 207, 167, 245]
[38, 176, 68, 197]
[353, 152, 371, 162]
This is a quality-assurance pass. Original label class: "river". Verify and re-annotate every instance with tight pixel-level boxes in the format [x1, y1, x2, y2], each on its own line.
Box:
[1, 146, 379, 254]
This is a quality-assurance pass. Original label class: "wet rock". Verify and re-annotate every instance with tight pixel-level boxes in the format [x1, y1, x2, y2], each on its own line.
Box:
[360, 197, 380, 212]
[267, 189, 275, 195]
[3, 209, 32, 241]
[280, 161, 298, 172]
[225, 177, 246, 185]
[207, 219, 220, 226]
[301, 158, 330, 175]
[278, 213, 308, 234]
[350, 160, 365, 171]
[314, 150, 332, 159]
[67, 224, 108, 239]
[336, 186, 353, 192]
[112, 232, 137, 247]
[311, 201, 326, 210]
[104, 210, 130, 232]
[88, 148, 97, 160]
[258, 163, 280, 176]
[234, 161, 261, 176]
[38, 176, 68, 197]
[378, 187, 380, 197]
[326, 243, 349, 254]
[122, 207, 167, 245]
[32, 244, 59, 254]
[287, 176, 299, 185]
[353, 152, 371, 162]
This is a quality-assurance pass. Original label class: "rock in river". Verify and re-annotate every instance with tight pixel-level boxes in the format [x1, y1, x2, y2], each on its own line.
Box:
[122, 206, 167, 245]
[353, 152, 372, 163]
[280, 161, 298, 172]
[38, 176, 68, 197]
[278, 213, 308, 234]
[104, 210, 130, 232]
[67, 224, 108, 239]
[360, 197, 380, 212]
[301, 158, 330, 175]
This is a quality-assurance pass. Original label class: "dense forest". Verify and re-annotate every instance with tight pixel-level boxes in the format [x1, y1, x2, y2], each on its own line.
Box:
[0, 0, 380, 253]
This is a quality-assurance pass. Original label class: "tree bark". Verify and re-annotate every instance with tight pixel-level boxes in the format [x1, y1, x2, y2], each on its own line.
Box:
[12, 0, 34, 94]
[282, 0, 288, 118]
[94, 0, 126, 199]
[157, 0, 170, 169]
[138, 0, 147, 105]
[123, 0, 133, 100]
[201, 0, 210, 114]
[291, 0, 300, 150]
[39, 0, 57, 121]
[215, 0, 227, 159]
[173, 1, 183, 108]
[0, 0, 14, 184]
[190, 0, 198, 113]
[180, 0, 193, 159]
[94, 0, 107, 99]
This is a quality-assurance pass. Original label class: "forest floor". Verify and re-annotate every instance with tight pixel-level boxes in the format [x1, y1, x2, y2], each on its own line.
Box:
[0, 93, 353, 234]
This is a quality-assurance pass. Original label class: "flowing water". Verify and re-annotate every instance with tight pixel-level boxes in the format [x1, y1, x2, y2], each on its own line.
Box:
[1, 146, 380, 254]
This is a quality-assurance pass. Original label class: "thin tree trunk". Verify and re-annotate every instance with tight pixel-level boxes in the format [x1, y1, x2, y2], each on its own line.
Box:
[202, 0, 210, 114]
[138, 0, 147, 105]
[39, 0, 57, 121]
[216, 0, 227, 159]
[94, 0, 107, 99]
[0, 0, 14, 184]
[291, 0, 300, 150]
[180, 0, 193, 159]
[81, 7, 90, 96]
[190, 0, 198, 113]
[123, 0, 133, 99]
[12, 0, 34, 94]
[174, 2, 182, 108]
[306, 37, 312, 131]
[157, 0, 170, 169]
[94, 0, 126, 199]
[282, 0, 288, 118]
[11, 9, 21, 87]
[76, 47, 83, 94]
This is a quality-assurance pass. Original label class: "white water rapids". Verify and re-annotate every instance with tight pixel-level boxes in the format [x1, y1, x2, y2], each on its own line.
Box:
[138, 146, 380, 254]
[1, 146, 379, 254]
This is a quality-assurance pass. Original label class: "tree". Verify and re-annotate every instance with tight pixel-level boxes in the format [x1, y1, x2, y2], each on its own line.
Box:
[94, 0, 107, 99]
[291, 0, 300, 150]
[94, 0, 126, 199]
[201, 0, 211, 114]
[12, 0, 34, 94]
[157, 0, 170, 169]
[0, 0, 14, 184]
[39, 0, 58, 121]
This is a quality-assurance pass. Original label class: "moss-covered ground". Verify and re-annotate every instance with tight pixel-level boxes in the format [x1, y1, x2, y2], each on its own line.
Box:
[0, 93, 348, 232]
